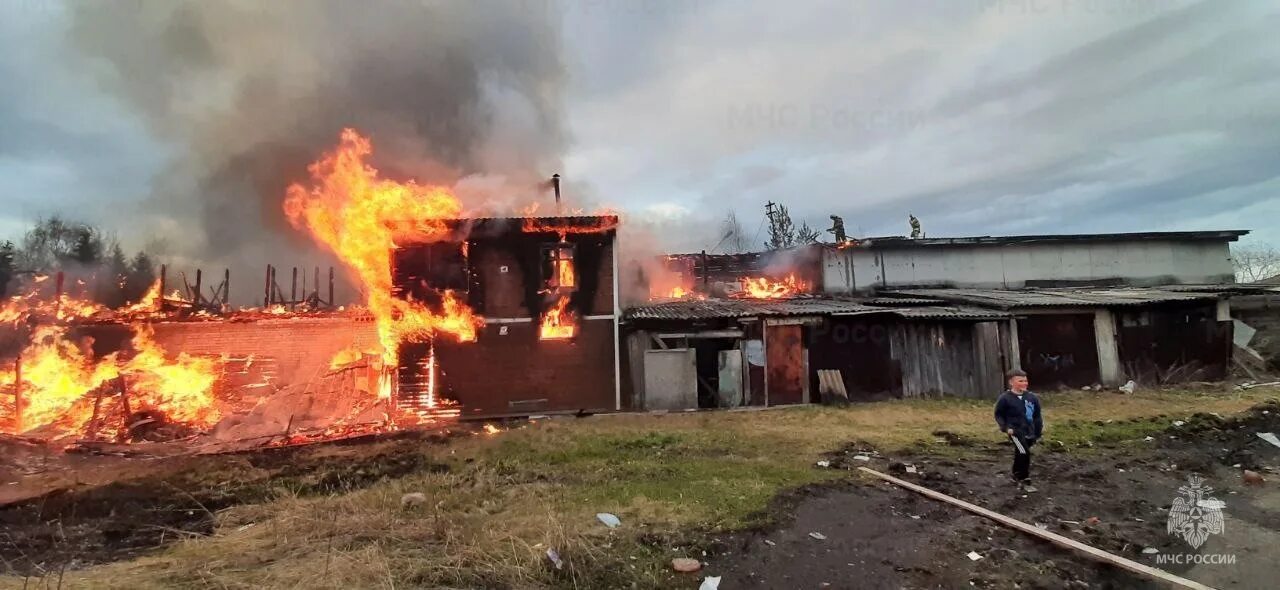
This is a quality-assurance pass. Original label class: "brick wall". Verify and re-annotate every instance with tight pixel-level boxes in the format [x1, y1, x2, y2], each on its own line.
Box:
[77, 316, 380, 392]
[425, 318, 617, 416]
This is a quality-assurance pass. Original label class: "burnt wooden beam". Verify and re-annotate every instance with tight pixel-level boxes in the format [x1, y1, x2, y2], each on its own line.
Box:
[194, 269, 203, 305]
[116, 376, 132, 443]
[159, 264, 167, 311]
[86, 385, 106, 442]
[13, 355, 22, 432]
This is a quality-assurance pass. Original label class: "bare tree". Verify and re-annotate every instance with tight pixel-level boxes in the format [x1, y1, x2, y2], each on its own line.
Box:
[1233, 244, 1280, 283]
[717, 211, 748, 254]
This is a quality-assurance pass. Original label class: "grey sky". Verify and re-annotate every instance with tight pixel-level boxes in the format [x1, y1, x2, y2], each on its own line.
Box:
[1, 0, 1276, 261]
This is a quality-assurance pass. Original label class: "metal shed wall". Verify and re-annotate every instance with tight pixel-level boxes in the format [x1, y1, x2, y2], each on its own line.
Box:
[824, 240, 1237, 292]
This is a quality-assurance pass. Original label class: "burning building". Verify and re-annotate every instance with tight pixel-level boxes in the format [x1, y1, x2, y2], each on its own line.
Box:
[624, 230, 1252, 411]
[0, 129, 623, 447]
[392, 215, 621, 417]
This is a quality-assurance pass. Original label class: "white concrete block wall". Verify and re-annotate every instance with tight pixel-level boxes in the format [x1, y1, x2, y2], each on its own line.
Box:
[822, 239, 1236, 292]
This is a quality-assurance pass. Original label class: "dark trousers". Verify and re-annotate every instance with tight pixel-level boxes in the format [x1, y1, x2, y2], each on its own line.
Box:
[1011, 436, 1034, 481]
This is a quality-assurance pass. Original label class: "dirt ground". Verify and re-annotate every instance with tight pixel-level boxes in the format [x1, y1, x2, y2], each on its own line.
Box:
[703, 400, 1280, 589]
[0, 429, 456, 576]
[3, 395, 1278, 588]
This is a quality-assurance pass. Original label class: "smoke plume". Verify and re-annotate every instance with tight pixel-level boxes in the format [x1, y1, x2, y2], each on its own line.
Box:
[68, 0, 567, 304]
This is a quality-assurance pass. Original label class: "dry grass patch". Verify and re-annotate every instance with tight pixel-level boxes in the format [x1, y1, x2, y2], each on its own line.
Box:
[6, 386, 1275, 589]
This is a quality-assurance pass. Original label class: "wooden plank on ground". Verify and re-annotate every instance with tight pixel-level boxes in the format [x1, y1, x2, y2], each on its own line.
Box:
[857, 466, 1217, 590]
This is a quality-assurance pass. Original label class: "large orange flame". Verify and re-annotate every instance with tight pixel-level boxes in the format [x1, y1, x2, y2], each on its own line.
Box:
[0, 326, 117, 433]
[122, 325, 220, 428]
[0, 324, 221, 437]
[284, 129, 481, 401]
[0, 278, 110, 326]
[121, 280, 162, 314]
[739, 274, 807, 299]
[539, 295, 576, 339]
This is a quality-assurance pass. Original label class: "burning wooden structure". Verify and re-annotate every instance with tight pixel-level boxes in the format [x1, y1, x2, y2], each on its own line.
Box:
[0, 129, 626, 445]
[648, 246, 824, 300]
[392, 215, 621, 417]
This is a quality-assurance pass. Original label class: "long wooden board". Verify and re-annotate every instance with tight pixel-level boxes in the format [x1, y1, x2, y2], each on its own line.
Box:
[858, 466, 1217, 590]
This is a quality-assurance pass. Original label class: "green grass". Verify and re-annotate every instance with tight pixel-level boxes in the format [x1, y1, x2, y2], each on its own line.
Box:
[7, 386, 1275, 589]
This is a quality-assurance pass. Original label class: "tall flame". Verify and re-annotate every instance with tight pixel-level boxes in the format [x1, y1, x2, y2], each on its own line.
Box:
[121, 280, 162, 314]
[284, 129, 481, 397]
[539, 296, 576, 340]
[0, 326, 117, 433]
[0, 324, 221, 437]
[740, 274, 807, 299]
[122, 326, 220, 428]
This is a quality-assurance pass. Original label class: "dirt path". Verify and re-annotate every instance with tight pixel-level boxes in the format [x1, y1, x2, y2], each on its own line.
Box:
[704, 401, 1280, 589]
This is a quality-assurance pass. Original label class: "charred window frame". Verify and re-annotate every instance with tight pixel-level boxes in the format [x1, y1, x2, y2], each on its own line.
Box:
[392, 242, 469, 302]
[540, 241, 577, 291]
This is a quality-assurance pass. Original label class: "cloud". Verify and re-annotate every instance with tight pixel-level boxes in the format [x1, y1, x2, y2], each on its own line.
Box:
[1, 0, 1277, 300]
[562, 0, 1280, 244]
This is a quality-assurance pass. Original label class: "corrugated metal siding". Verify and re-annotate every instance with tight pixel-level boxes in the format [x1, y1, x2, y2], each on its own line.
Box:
[625, 298, 1008, 321]
[888, 288, 1220, 310]
[625, 298, 891, 321]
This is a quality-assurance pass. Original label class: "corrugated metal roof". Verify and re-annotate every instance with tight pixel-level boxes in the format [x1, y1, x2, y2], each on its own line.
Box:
[887, 305, 1011, 320]
[856, 230, 1248, 249]
[624, 298, 892, 321]
[886, 288, 1221, 310]
[624, 298, 1009, 321]
[864, 297, 948, 306]
[1160, 283, 1280, 294]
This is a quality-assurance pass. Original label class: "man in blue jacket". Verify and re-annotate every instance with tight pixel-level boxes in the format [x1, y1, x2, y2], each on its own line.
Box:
[994, 369, 1043, 491]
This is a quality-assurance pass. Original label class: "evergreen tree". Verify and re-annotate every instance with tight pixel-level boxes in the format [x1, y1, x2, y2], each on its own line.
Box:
[765, 203, 796, 250]
[796, 221, 821, 245]
[0, 241, 15, 298]
[96, 243, 132, 307]
[69, 226, 103, 265]
[125, 251, 156, 303]
[18, 217, 105, 270]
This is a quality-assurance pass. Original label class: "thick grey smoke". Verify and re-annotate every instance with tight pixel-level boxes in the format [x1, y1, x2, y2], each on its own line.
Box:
[68, 0, 566, 304]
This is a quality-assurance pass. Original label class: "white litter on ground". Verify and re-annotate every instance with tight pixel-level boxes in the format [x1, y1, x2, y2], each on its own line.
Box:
[596, 513, 621, 528]
[1256, 432, 1280, 449]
